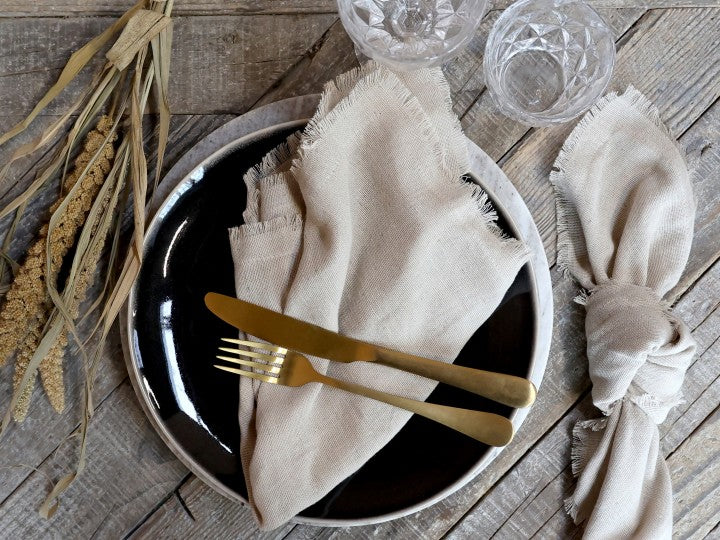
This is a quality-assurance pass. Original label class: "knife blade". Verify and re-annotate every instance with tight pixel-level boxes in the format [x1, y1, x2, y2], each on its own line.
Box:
[204, 291, 536, 408]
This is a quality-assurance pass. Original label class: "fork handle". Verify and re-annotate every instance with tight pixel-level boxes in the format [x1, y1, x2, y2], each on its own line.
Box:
[373, 348, 536, 409]
[315, 374, 514, 446]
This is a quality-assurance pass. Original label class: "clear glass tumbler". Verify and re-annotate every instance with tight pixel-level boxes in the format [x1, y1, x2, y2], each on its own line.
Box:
[484, 0, 615, 126]
[337, 0, 489, 70]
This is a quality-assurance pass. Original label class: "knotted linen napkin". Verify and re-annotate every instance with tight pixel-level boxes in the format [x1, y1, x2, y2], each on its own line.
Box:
[551, 87, 697, 539]
[228, 62, 529, 529]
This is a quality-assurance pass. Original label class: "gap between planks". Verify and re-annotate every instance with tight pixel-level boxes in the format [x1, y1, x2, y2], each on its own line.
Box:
[445, 256, 720, 539]
[129, 8, 720, 540]
[268, 8, 720, 539]
[2, 0, 720, 18]
[0, 5, 716, 540]
[0, 16, 345, 508]
[439, 69, 720, 537]
[0, 9, 349, 531]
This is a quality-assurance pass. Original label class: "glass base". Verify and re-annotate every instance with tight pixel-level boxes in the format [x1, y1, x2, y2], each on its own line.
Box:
[501, 50, 564, 114]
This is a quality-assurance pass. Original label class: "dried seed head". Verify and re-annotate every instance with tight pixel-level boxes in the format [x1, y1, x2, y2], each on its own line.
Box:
[0, 116, 116, 418]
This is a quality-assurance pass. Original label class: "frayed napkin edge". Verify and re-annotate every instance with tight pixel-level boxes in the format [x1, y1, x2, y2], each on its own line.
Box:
[549, 86, 685, 281]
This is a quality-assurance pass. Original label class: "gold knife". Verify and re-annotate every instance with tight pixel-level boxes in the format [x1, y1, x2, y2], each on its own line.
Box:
[204, 292, 536, 408]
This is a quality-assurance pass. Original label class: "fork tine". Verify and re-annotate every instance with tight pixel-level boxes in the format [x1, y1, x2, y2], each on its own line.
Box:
[221, 337, 287, 354]
[217, 347, 282, 364]
[216, 355, 282, 374]
[214, 364, 279, 383]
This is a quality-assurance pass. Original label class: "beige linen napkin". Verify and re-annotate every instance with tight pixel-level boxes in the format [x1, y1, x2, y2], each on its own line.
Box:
[551, 87, 697, 539]
[228, 62, 529, 529]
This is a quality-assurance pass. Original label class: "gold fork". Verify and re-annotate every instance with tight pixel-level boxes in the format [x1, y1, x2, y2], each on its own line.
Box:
[215, 338, 514, 447]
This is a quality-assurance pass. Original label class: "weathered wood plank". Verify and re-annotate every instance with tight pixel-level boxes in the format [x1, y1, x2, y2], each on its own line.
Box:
[447, 256, 720, 539]
[2, 0, 719, 17]
[668, 95, 720, 300]
[0, 1, 339, 17]
[130, 476, 294, 540]
[279, 10, 720, 539]
[499, 8, 720, 262]
[0, 15, 336, 117]
[1, 5, 716, 536]
[670, 383, 720, 539]
[0, 114, 236, 512]
[0, 18, 106, 117]
[253, 19, 358, 108]
[458, 8, 646, 158]
[0, 329, 127, 502]
[0, 113, 75, 203]
[0, 382, 189, 538]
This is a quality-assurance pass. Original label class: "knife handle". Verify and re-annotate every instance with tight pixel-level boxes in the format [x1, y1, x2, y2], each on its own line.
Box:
[374, 349, 536, 408]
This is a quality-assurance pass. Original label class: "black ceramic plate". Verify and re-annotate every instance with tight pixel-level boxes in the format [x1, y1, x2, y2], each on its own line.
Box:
[128, 122, 537, 523]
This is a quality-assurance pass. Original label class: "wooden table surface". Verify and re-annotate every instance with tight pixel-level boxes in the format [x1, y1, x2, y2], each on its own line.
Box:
[1, 1, 719, 538]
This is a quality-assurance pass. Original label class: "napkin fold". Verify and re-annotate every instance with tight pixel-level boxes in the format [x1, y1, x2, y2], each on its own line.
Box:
[551, 87, 697, 539]
[229, 62, 529, 529]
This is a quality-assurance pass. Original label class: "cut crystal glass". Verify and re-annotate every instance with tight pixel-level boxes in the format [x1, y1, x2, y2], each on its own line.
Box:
[484, 0, 615, 126]
[338, 0, 488, 70]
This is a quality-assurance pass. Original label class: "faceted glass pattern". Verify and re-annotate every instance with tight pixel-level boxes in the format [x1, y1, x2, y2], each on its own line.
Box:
[484, 0, 615, 126]
[338, 0, 488, 70]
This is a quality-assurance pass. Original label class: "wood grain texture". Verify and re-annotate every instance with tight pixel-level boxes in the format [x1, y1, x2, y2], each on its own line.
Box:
[457, 8, 646, 159]
[253, 19, 359, 108]
[278, 8, 720, 540]
[129, 476, 294, 539]
[446, 257, 720, 539]
[0, 15, 336, 117]
[0, 330, 127, 502]
[671, 402, 720, 539]
[0, 3, 718, 539]
[0, 383, 189, 538]
[0, 18, 107, 117]
[0, 1, 338, 17]
[499, 8, 720, 262]
[668, 95, 720, 300]
[2, 0, 719, 17]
